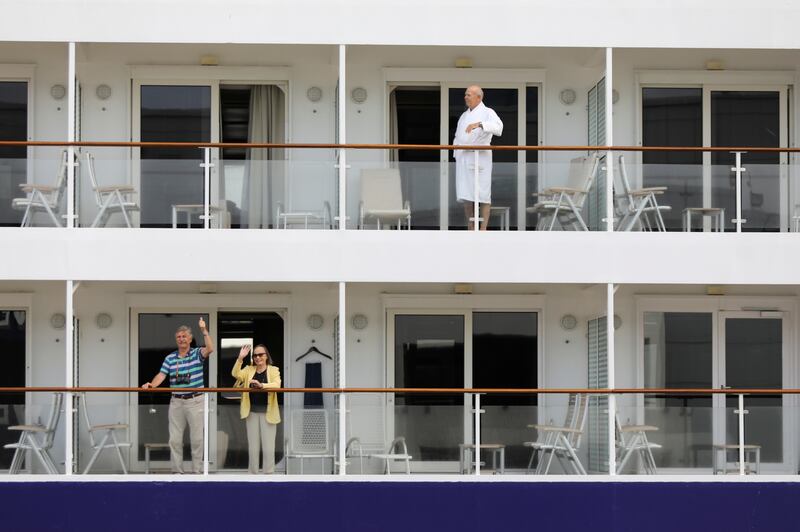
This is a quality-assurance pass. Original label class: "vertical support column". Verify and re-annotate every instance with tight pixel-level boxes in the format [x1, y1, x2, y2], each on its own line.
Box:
[65, 280, 74, 475]
[737, 394, 746, 475]
[337, 45, 347, 231]
[66, 42, 76, 228]
[607, 283, 616, 476]
[604, 47, 614, 233]
[473, 393, 481, 475]
[338, 281, 347, 475]
[473, 151, 480, 231]
[202, 147, 211, 229]
[203, 393, 210, 475]
[731, 151, 747, 233]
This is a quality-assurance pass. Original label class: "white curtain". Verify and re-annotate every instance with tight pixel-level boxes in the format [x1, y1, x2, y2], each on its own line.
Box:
[245, 85, 285, 228]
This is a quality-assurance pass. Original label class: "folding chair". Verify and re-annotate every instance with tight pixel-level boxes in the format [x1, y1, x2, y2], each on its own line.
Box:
[525, 393, 588, 474]
[615, 415, 660, 474]
[369, 436, 412, 474]
[358, 169, 411, 229]
[615, 155, 671, 232]
[284, 409, 335, 474]
[11, 150, 69, 227]
[528, 154, 599, 230]
[79, 392, 130, 474]
[85, 152, 140, 228]
[5, 392, 63, 474]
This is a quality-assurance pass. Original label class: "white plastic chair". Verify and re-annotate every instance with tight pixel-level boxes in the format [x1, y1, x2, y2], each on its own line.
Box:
[85, 152, 140, 228]
[79, 393, 130, 474]
[369, 436, 412, 474]
[528, 154, 599, 231]
[5, 392, 63, 474]
[285, 409, 335, 474]
[275, 200, 332, 229]
[358, 169, 411, 230]
[615, 154, 671, 232]
[11, 150, 69, 227]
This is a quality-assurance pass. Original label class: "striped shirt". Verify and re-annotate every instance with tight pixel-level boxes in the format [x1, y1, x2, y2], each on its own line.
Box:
[160, 347, 205, 395]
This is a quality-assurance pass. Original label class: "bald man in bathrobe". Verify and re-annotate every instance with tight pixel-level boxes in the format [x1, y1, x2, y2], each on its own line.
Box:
[453, 85, 503, 230]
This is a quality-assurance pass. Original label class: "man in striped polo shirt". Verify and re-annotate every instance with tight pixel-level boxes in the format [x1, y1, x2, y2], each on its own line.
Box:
[141, 317, 214, 473]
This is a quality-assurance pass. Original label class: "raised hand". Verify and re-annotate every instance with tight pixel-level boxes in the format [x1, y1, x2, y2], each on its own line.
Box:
[198, 316, 207, 332]
[238, 345, 251, 360]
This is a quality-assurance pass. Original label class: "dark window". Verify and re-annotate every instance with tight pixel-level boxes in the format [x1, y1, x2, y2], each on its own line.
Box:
[0, 311, 26, 469]
[641, 88, 702, 230]
[0, 82, 28, 226]
[140, 85, 211, 227]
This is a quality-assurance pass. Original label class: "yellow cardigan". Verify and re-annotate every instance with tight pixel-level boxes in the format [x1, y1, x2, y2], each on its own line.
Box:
[231, 359, 281, 424]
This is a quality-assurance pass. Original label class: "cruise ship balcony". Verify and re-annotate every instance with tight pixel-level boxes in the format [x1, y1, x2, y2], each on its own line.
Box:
[1, 280, 799, 477]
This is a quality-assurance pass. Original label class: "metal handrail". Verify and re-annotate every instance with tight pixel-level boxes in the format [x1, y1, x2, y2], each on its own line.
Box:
[0, 386, 793, 395]
[0, 140, 798, 152]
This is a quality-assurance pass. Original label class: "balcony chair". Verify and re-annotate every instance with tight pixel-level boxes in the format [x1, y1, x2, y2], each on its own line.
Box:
[275, 200, 332, 229]
[368, 436, 412, 474]
[358, 168, 411, 230]
[11, 149, 69, 227]
[524, 393, 588, 474]
[528, 154, 599, 231]
[284, 409, 335, 474]
[343, 436, 365, 474]
[615, 415, 660, 474]
[5, 392, 63, 474]
[85, 152, 140, 228]
[78, 392, 130, 474]
[615, 154, 670, 232]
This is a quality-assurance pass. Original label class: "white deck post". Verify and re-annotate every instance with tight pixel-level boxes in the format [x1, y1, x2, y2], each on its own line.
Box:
[473, 393, 481, 475]
[605, 47, 617, 476]
[65, 280, 74, 475]
[604, 47, 614, 233]
[737, 394, 746, 475]
[66, 42, 76, 229]
[473, 151, 480, 231]
[731, 151, 746, 232]
[338, 281, 347, 475]
[202, 147, 211, 229]
[338, 45, 347, 231]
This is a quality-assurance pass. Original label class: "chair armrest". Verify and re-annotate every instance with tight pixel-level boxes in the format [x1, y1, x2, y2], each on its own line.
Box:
[632, 186, 667, 193]
[18, 184, 55, 193]
[542, 186, 587, 194]
[89, 423, 129, 431]
[527, 423, 565, 431]
[96, 185, 136, 194]
[620, 424, 659, 432]
[8, 424, 46, 432]
[629, 189, 664, 197]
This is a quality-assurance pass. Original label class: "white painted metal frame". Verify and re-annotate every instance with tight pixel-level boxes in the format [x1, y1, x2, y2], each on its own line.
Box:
[635, 295, 797, 474]
[382, 68, 545, 230]
[0, 64, 36, 210]
[383, 294, 545, 473]
[126, 293, 291, 473]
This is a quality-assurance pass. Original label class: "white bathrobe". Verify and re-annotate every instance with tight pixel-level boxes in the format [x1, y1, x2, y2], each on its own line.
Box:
[452, 101, 503, 203]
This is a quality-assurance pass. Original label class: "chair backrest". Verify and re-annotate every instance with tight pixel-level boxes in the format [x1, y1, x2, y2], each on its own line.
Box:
[360, 168, 403, 212]
[41, 149, 69, 208]
[84, 152, 105, 207]
[568, 394, 590, 450]
[42, 392, 64, 450]
[616, 154, 636, 210]
[291, 409, 330, 455]
[78, 393, 97, 448]
[387, 436, 408, 456]
[565, 154, 599, 210]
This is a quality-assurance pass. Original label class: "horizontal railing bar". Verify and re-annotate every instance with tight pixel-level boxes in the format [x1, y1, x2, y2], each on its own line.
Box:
[0, 386, 793, 394]
[0, 140, 798, 153]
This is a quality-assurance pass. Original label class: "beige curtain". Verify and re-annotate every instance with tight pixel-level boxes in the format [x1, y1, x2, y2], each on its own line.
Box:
[246, 85, 285, 228]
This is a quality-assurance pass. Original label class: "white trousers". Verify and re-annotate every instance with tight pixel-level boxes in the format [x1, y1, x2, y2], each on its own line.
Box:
[246, 411, 277, 474]
[168, 395, 204, 474]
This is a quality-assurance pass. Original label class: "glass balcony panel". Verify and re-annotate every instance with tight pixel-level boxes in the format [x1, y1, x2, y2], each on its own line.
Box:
[1, 154, 67, 227]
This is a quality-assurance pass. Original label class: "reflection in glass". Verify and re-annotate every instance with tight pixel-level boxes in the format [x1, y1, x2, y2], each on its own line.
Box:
[394, 315, 463, 464]
[724, 318, 782, 463]
[642, 88, 702, 230]
[140, 85, 210, 227]
[643, 312, 712, 468]
[711, 91, 780, 231]
[473, 312, 537, 470]
[0, 81, 28, 226]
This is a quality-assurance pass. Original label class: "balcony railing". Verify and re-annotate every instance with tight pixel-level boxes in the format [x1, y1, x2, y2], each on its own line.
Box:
[0, 387, 795, 477]
[1, 141, 797, 232]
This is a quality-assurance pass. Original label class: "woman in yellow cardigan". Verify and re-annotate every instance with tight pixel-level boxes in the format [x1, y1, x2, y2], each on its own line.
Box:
[232, 344, 281, 474]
